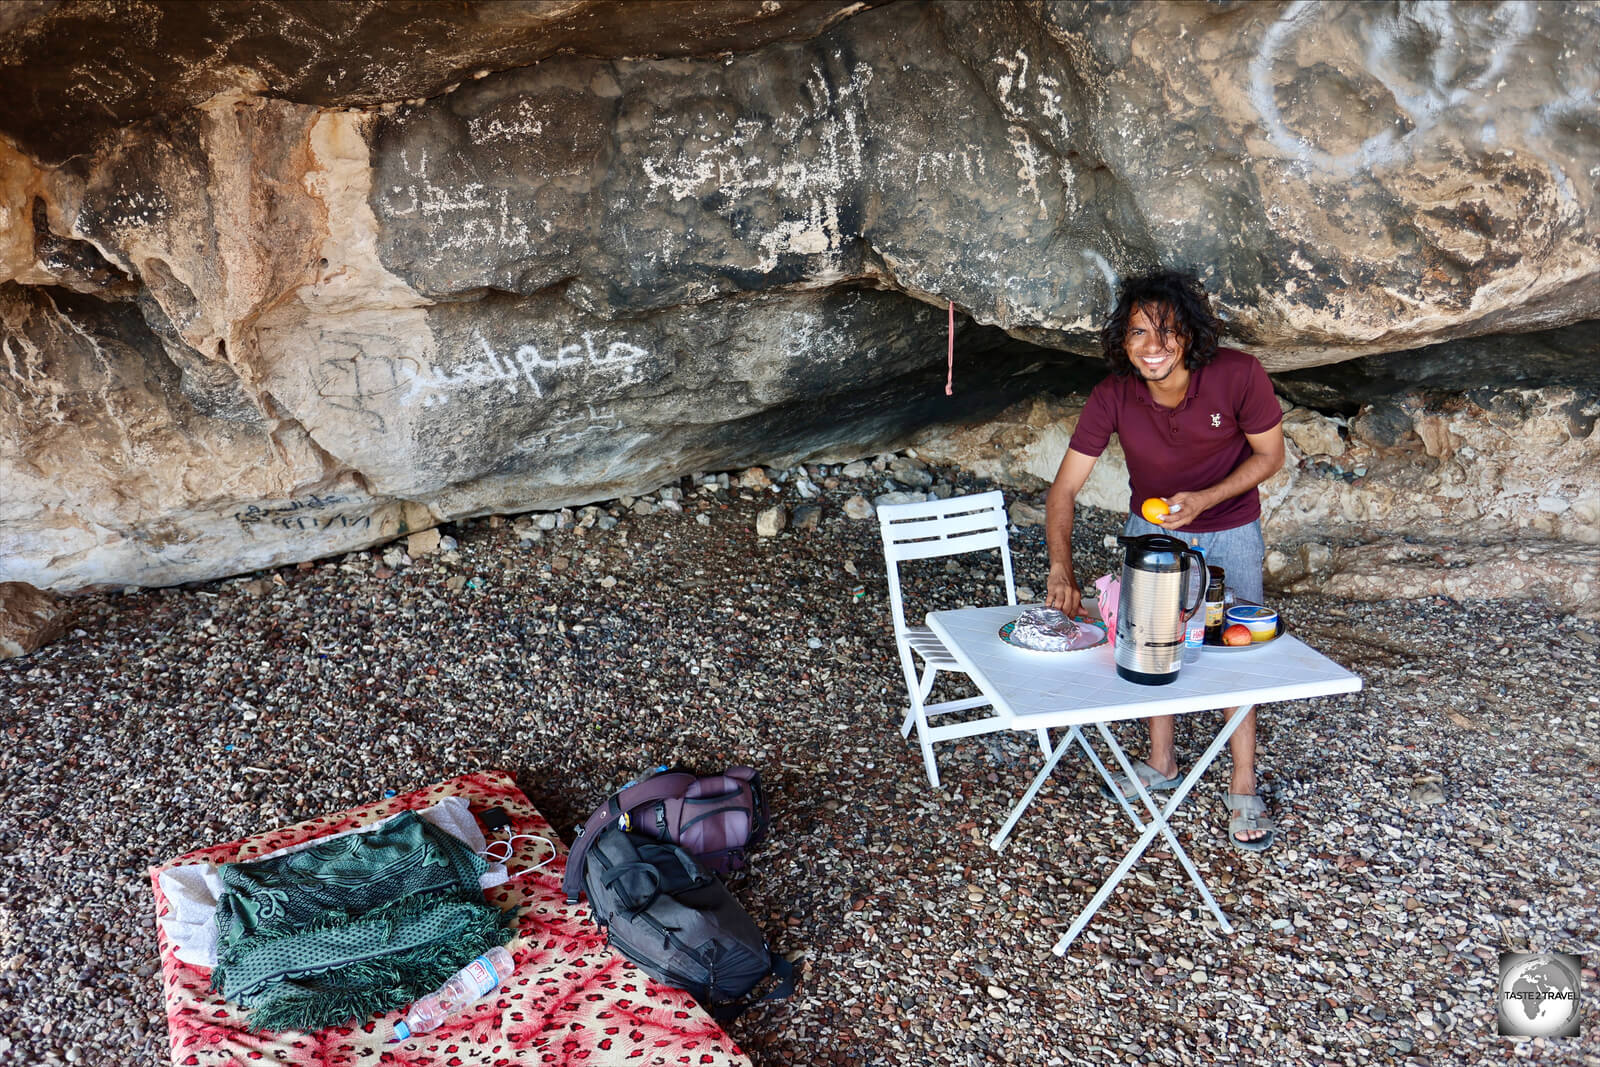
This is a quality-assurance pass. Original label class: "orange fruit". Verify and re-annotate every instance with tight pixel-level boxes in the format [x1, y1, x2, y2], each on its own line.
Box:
[1140, 497, 1170, 523]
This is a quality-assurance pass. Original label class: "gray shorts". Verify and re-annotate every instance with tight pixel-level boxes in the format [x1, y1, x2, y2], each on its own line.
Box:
[1122, 514, 1266, 604]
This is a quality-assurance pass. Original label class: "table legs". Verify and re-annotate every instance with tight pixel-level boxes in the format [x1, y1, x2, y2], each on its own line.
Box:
[987, 704, 1258, 955]
[989, 725, 1089, 851]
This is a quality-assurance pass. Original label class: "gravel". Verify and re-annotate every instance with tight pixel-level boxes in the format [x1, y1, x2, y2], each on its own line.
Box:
[1, 455, 1597, 1066]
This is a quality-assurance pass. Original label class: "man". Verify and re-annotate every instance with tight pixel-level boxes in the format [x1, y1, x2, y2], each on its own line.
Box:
[1044, 269, 1285, 851]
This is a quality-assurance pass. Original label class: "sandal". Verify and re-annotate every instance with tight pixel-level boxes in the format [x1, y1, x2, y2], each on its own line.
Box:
[1224, 793, 1275, 852]
[1098, 759, 1182, 801]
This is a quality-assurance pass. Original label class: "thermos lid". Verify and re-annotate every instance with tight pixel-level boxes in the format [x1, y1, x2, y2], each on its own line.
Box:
[1118, 533, 1191, 570]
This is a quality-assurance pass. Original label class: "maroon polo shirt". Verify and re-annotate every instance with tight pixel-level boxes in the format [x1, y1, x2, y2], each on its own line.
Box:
[1068, 347, 1282, 533]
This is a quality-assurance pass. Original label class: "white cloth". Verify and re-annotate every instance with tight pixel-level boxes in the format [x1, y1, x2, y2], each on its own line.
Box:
[156, 797, 507, 969]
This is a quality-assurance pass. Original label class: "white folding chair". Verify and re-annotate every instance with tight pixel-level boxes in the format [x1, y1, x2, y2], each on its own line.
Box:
[877, 490, 1051, 787]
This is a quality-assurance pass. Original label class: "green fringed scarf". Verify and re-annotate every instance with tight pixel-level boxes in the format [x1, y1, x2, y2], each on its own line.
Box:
[210, 809, 514, 1033]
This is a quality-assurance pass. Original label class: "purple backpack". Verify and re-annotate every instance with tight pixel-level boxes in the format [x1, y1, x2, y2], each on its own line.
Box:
[562, 766, 769, 904]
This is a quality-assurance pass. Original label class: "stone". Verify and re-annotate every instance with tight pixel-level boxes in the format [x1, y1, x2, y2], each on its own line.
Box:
[1280, 409, 1346, 459]
[0, 582, 69, 659]
[1409, 778, 1446, 807]
[792, 505, 822, 531]
[872, 492, 925, 508]
[888, 457, 933, 489]
[843, 496, 874, 520]
[406, 528, 442, 556]
[739, 468, 773, 490]
[1008, 501, 1046, 527]
[756, 506, 787, 538]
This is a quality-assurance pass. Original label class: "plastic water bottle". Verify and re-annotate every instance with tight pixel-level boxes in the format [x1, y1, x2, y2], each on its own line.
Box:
[392, 945, 516, 1041]
[1183, 609, 1205, 663]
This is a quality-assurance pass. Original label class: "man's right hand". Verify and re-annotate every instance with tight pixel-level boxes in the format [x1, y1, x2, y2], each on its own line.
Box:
[1045, 569, 1081, 617]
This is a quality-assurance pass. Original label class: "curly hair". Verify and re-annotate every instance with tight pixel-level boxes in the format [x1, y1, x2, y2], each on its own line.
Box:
[1099, 270, 1222, 377]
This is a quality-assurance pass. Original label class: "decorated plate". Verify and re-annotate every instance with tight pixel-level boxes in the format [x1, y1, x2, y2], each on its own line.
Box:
[999, 613, 1107, 653]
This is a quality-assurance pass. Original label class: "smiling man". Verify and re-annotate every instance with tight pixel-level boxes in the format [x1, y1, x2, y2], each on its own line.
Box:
[1044, 269, 1286, 851]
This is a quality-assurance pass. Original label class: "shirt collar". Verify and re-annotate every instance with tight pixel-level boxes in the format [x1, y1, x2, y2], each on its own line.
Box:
[1132, 363, 1201, 412]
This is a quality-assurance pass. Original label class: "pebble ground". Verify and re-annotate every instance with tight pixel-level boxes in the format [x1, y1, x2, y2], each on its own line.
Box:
[0, 457, 1596, 1066]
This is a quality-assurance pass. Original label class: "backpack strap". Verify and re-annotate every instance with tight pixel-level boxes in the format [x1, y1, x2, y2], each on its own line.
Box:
[599, 861, 663, 913]
[726, 766, 770, 846]
[563, 772, 699, 903]
[710, 954, 797, 1024]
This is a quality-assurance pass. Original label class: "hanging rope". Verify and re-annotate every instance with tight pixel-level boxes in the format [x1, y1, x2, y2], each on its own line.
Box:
[945, 299, 955, 396]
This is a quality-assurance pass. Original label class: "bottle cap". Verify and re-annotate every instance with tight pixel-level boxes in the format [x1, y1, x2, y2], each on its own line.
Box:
[392, 1020, 412, 1042]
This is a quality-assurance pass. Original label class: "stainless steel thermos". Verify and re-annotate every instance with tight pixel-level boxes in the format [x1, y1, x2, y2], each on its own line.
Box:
[1114, 534, 1206, 685]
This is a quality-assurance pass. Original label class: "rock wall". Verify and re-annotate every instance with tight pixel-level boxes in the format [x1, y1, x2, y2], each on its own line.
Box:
[1, 0, 1598, 606]
[909, 373, 1600, 614]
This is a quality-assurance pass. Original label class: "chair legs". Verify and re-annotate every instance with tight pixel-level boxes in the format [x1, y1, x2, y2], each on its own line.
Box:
[898, 655, 1048, 789]
[898, 657, 945, 787]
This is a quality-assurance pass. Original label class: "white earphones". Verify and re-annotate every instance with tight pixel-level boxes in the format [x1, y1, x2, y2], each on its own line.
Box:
[478, 834, 556, 878]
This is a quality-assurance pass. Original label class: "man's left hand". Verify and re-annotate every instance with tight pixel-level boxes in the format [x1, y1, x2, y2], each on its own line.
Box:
[1159, 490, 1215, 531]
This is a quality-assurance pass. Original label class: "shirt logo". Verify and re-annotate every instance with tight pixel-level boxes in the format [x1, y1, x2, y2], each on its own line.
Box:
[1210, 413, 1222, 428]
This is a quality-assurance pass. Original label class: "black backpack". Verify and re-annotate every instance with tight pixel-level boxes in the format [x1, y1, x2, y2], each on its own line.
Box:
[562, 766, 769, 904]
[580, 826, 795, 1021]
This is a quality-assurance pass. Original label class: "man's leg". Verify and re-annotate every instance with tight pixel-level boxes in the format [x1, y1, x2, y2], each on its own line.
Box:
[1223, 705, 1265, 844]
[1177, 520, 1269, 846]
[1145, 714, 1177, 780]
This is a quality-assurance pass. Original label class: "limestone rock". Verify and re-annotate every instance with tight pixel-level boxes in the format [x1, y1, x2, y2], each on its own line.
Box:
[0, 1, 879, 166]
[1269, 539, 1600, 618]
[755, 506, 787, 538]
[913, 385, 1600, 615]
[1008, 501, 1047, 527]
[407, 528, 442, 557]
[1, 0, 1598, 598]
[0, 582, 69, 659]
[843, 495, 873, 520]
[1280, 408, 1347, 459]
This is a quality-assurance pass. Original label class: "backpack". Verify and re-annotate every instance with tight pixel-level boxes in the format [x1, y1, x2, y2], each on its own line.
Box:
[562, 766, 769, 904]
[581, 826, 795, 1021]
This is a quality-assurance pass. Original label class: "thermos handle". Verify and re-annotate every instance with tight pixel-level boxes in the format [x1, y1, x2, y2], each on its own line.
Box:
[1180, 548, 1206, 616]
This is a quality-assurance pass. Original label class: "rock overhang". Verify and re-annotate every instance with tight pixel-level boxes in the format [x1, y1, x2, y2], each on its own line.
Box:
[0, 0, 1596, 603]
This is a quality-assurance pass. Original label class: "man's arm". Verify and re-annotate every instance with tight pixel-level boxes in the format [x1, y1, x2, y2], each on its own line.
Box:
[1161, 423, 1286, 531]
[1044, 448, 1100, 615]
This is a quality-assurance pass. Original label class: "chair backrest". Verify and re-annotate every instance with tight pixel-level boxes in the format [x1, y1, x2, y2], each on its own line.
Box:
[877, 490, 1017, 635]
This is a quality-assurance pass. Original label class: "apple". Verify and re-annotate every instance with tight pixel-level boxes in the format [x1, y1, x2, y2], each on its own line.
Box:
[1222, 624, 1253, 646]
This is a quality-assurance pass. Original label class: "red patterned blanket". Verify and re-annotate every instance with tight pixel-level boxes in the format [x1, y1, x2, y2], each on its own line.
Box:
[148, 770, 752, 1067]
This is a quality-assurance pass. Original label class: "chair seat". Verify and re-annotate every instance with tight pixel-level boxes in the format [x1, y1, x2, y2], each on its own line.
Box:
[904, 626, 960, 666]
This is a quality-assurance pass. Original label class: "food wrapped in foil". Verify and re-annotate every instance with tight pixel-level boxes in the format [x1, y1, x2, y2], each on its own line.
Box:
[1008, 606, 1089, 652]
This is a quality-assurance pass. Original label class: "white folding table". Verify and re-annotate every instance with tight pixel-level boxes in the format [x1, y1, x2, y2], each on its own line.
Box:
[925, 604, 1362, 955]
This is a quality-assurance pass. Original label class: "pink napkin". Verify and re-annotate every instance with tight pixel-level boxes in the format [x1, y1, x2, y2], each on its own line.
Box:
[1092, 573, 1120, 647]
